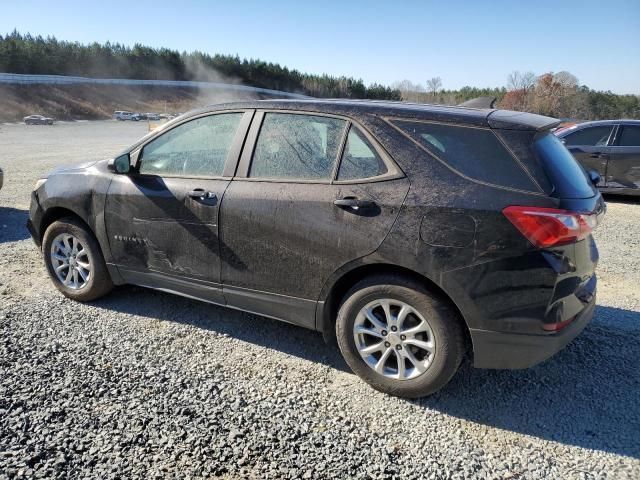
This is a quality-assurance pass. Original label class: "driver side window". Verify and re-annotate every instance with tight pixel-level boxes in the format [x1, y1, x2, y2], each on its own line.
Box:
[139, 113, 243, 177]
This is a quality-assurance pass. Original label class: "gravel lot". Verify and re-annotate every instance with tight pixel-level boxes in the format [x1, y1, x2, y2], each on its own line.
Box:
[1, 121, 639, 479]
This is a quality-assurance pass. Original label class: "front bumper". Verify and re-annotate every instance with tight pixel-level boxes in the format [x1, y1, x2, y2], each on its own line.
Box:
[27, 190, 43, 248]
[470, 294, 596, 369]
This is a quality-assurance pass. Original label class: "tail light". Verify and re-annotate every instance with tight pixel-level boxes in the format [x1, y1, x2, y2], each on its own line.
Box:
[503, 206, 598, 248]
[542, 316, 576, 332]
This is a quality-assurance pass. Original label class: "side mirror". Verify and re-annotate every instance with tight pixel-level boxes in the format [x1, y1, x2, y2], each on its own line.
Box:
[108, 153, 131, 174]
[588, 169, 601, 186]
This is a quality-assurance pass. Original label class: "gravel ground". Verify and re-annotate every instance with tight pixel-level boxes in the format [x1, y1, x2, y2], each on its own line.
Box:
[1, 121, 639, 479]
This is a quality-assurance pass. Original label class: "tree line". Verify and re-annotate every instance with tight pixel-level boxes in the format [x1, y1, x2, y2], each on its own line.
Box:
[0, 31, 399, 100]
[499, 71, 639, 120]
[393, 73, 639, 120]
[1, 31, 638, 119]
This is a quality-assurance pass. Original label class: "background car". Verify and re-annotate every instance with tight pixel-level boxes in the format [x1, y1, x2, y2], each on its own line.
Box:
[555, 119, 640, 195]
[114, 111, 134, 121]
[27, 100, 604, 398]
[24, 114, 54, 125]
[145, 113, 161, 120]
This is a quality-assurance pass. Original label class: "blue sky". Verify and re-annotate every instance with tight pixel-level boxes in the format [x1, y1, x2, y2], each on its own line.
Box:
[2, 0, 639, 94]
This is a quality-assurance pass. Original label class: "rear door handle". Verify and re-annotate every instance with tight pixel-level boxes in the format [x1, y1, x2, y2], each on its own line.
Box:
[188, 188, 217, 202]
[334, 197, 375, 209]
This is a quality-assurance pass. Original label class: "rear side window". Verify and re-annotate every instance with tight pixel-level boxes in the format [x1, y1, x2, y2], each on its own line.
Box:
[337, 127, 388, 180]
[562, 126, 612, 146]
[249, 113, 346, 180]
[618, 125, 640, 146]
[392, 120, 537, 191]
[534, 133, 595, 199]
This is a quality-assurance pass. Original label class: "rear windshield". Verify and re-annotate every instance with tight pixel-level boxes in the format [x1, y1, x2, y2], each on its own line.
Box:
[534, 133, 595, 199]
[391, 120, 538, 192]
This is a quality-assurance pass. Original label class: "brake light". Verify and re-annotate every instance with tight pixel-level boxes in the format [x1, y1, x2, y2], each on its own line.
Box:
[503, 206, 597, 248]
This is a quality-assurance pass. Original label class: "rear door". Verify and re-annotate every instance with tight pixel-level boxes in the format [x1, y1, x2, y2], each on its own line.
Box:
[105, 111, 252, 303]
[607, 124, 640, 191]
[219, 111, 409, 328]
[561, 125, 615, 186]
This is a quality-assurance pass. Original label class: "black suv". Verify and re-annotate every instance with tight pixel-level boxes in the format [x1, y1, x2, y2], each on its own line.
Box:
[28, 100, 604, 398]
[555, 119, 640, 196]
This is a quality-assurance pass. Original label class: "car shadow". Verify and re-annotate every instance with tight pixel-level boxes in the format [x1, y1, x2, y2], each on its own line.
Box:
[0, 207, 31, 244]
[420, 304, 640, 459]
[95, 288, 639, 459]
[603, 193, 640, 205]
[94, 285, 350, 373]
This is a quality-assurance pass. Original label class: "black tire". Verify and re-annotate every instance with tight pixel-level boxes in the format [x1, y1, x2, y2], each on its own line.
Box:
[336, 274, 465, 398]
[42, 217, 113, 302]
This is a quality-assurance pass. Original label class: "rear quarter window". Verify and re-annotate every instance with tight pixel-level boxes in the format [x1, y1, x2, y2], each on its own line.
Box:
[337, 127, 388, 180]
[391, 120, 539, 192]
[534, 133, 595, 199]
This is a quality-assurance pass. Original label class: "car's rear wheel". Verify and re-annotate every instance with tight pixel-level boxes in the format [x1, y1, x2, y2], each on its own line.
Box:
[336, 275, 465, 398]
[42, 218, 113, 301]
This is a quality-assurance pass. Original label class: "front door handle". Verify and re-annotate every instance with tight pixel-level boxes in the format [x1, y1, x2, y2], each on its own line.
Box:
[188, 188, 217, 202]
[334, 197, 375, 209]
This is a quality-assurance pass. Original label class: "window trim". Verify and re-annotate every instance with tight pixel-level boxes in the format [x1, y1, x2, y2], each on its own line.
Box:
[131, 109, 253, 180]
[384, 116, 546, 196]
[235, 109, 404, 184]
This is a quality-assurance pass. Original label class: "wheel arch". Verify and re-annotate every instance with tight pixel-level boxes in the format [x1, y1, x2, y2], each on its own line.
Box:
[39, 206, 95, 245]
[317, 262, 472, 352]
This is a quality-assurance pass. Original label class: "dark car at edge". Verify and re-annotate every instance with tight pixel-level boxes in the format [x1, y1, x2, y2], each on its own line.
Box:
[555, 119, 640, 196]
[27, 99, 604, 397]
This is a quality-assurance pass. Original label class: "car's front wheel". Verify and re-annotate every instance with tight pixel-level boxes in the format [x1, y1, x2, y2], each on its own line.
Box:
[42, 218, 113, 301]
[336, 275, 465, 398]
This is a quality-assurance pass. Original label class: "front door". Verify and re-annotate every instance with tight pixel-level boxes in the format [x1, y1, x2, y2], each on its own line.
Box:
[219, 112, 409, 327]
[104, 111, 251, 302]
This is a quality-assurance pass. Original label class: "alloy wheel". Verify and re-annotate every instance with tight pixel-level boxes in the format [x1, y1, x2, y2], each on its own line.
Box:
[50, 233, 91, 290]
[353, 299, 436, 380]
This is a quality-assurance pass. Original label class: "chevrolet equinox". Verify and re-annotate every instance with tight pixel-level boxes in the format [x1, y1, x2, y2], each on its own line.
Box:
[28, 100, 605, 398]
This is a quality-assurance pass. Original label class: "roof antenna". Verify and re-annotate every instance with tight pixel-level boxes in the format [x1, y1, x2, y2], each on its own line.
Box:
[458, 96, 497, 109]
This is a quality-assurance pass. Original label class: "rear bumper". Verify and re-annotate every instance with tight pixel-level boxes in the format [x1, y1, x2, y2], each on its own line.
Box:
[470, 293, 596, 369]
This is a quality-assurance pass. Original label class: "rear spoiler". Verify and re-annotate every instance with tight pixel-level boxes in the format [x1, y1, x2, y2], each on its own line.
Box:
[458, 97, 561, 131]
[487, 110, 561, 131]
[458, 96, 497, 109]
